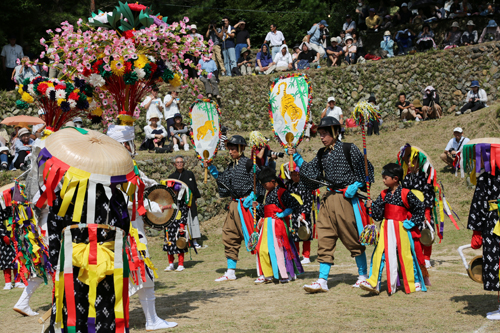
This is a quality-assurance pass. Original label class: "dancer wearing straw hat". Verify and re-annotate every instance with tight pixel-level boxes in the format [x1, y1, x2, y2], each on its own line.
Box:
[288, 117, 374, 293]
[207, 135, 264, 282]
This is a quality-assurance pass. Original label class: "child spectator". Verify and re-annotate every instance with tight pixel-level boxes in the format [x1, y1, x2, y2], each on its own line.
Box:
[461, 20, 479, 45]
[380, 31, 395, 58]
[479, 20, 500, 43]
[443, 22, 462, 49]
[343, 34, 357, 65]
[416, 23, 436, 51]
[412, 99, 424, 121]
[457, 80, 487, 114]
[170, 113, 190, 152]
[141, 111, 167, 152]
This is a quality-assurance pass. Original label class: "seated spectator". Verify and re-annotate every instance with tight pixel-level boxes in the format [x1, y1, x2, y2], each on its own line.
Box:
[412, 9, 427, 25]
[292, 44, 301, 67]
[14, 56, 39, 84]
[480, 3, 496, 16]
[380, 31, 395, 58]
[443, 22, 462, 49]
[411, 99, 424, 121]
[395, 28, 415, 55]
[296, 42, 320, 69]
[141, 111, 167, 152]
[461, 20, 479, 45]
[440, 127, 469, 169]
[321, 96, 344, 139]
[237, 47, 253, 76]
[479, 20, 500, 43]
[339, 30, 346, 48]
[396, 93, 414, 121]
[457, 80, 487, 114]
[12, 128, 32, 171]
[449, 0, 467, 18]
[266, 45, 293, 74]
[343, 34, 357, 65]
[255, 43, 273, 74]
[198, 56, 222, 106]
[170, 113, 190, 152]
[367, 96, 380, 136]
[326, 37, 343, 67]
[366, 8, 382, 32]
[381, 15, 393, 30]
[352, 31, 365, 58]
[427, 4, 443, 21]
[306, 20, 328, 58]
[343, 14, 356, 34]
[416, 23, 436, 51]
[396, 3, 413, 25]
[422, 86, 442, 119]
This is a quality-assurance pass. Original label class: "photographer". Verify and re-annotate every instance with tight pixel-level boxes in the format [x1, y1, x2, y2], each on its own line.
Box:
[216, 16, 236, 76]
[206, 21, 225, 74]
[422, 86, 442, 120]
[440, 127, 469, 170]
[14, 56, 39, 85]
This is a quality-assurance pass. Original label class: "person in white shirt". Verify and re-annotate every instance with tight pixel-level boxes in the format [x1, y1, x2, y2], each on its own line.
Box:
[264, 24, 286, 60]
[263, 45, 292, 75]
[14, 56, 39, 84]
[163, 90, 180, 139]
[343, 14, 356, 34]
[457, 80, 488, 115]
[320, 96, 344, 140]
[1, 35, 24, 91]
[440, 127, 470, 168]
[141, 86, 164, 125]
[141, 111, 168, 152]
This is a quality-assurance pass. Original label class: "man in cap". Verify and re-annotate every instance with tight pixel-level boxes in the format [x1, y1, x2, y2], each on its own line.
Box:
[440, 127, 470, 169]
[107, 124, 178, 330]
[306, 20, 328, 58]
[326, 37, 343, 66]
[234, 20, 251, 61]
[288, 117, 374, 293]
[206, 135, 264, 281]
[343, 14, 356, 34]
[366, 8, 382, 32]
[458, 80, 487, 115]
[1, 34, 24, 91]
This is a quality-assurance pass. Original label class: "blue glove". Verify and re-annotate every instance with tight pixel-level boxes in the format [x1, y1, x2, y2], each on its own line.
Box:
[403, 219, 415, 230]
[207, 165, 218, 179]
[293, 153, 304, 168]
[345, 181, 363, 198]
[276, 208, 294, 218]
[243, 191, 255, 208]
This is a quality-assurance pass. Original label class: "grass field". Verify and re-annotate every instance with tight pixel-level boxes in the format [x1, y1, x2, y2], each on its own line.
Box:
[1, 105, 500, 332]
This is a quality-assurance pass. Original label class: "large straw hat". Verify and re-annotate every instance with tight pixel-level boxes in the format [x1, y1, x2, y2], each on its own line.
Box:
[44, 128, 134, 176]
[0, 183, 14, 193]
[467, 138, 500, 145]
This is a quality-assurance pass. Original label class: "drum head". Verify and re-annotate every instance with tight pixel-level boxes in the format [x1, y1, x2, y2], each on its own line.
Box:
[176, 237, 188, 249]
[420, 229, 434, 246]
[143, 185, 179, 230]
[298, 226, 310, 241]
[468, 256, 483, 283]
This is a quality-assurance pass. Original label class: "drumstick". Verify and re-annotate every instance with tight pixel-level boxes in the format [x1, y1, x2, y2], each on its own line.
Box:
[38, 308, 52, 324]
[488, 199, 500, 203]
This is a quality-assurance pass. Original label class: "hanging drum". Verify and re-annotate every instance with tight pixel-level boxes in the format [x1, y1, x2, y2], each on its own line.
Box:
[143, 184, 179, 229]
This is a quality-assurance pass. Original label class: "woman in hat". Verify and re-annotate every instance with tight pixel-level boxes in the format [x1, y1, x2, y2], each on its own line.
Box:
[343, 34, 357, 64]
[380, 30, 394, 58]
[458, 80, 487, 114]
[479, 20, 500, 43]
[443, 22, 462, 49]
[12, 128, 33, 171]
[141, 111, 168, 152]
[416, 23, 436, 51]
[170, 113, 190, 152]
[237, 47, 252, 76]
[411, 98, 424, 121]
[461, 20, 478, 45]
[280, 163, 314, 265]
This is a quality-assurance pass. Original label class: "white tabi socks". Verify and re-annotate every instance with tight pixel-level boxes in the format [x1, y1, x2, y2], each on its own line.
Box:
[13, 277, 43, 316]
[138, 287, 178, 330]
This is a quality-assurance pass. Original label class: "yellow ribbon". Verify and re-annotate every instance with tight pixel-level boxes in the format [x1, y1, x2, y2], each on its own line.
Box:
[59, 167, 91, 222]
[72, 241, 115, 284]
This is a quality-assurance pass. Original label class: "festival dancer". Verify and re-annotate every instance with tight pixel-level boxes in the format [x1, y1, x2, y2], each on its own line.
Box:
[253, 167, 303, 283]
[467, 166, 500, 319]
[107, 124, 178, 330]
[280, 162, 314, 265]
[360, 163, 427, 295]
[207, 135, 264, 282]
[289, 117, 374, 293]
[163, 182, 190, 272]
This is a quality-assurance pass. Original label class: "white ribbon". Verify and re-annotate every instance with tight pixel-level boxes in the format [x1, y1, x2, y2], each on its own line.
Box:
[86, 174, 112, 224]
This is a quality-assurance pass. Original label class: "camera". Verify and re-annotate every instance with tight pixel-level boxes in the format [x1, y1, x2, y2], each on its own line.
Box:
[221, 20, 225, 26]
[267, 150, 284, 158]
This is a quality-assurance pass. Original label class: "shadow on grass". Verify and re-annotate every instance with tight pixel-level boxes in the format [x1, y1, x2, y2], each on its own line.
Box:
[450, 294, 499, 317]
[183, 260, 204, 269]
[128, 287, 241, 329]
[215, 267, 258, 278]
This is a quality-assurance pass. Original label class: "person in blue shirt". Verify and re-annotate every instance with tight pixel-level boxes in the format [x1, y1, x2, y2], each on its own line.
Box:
[218, 16, 236, 76]
[255, 44, 273, 74]
[395, 28, 415, 55]
[198, 56, 221, 106]
[380, 30, 395, 58]
[306, 20, 328, 58]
